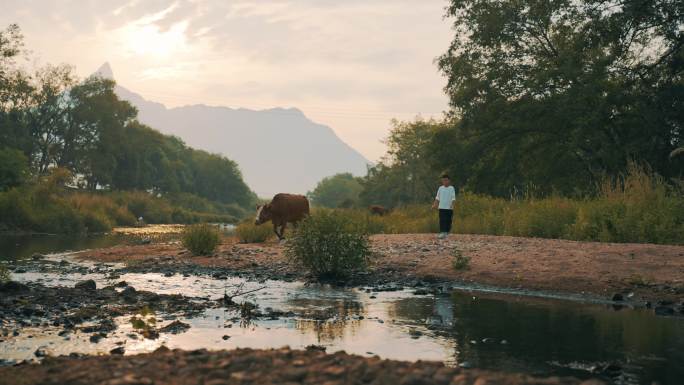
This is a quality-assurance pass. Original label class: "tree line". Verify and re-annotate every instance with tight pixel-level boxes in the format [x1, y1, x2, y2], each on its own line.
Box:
[0, 24, 254, 209]
[310, 0, 682, 208]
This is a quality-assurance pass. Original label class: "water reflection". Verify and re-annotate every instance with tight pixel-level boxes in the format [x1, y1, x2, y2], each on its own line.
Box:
[290, 298, 364, 342]
[389, 291, 684, 384]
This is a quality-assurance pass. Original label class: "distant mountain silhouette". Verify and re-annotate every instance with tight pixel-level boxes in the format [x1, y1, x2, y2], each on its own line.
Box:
[93, 63, 370, 197]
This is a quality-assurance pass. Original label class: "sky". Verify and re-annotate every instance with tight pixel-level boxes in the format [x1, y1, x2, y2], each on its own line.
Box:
[1, 0, 454, 161]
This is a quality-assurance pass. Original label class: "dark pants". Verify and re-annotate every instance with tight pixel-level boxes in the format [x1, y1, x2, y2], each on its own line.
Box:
[439, 209, 453, 233]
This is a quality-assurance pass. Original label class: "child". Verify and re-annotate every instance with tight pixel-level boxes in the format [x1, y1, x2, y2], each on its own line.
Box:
[432, 174, 456, 239]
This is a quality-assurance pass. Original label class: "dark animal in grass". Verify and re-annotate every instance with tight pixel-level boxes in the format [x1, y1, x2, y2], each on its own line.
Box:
[255, 193, 310, 240]
[369, 205, 389, 216]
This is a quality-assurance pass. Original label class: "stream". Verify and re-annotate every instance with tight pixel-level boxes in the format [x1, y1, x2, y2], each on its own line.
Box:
[1, 232, 683, 385]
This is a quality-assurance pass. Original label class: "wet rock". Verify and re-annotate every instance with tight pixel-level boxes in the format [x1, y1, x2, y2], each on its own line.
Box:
[459, 361, 473, 368]
[120, 286, 137, 302]
[222, 335, 230, 340]
[109, 346, 125, 355]
[655, 306, 675, 316]
[304, 344, 326, 353]
[611, 293, 624, 301]
[34, 348, 48, 358]
[593, 362, 622, 377]
[0, 281, 29, 293]
[114, 281, 128, 288]
[409, 329, 422, 339]
[159, 320, 191, 335]
[89, 333, 105, 343]
[31, 253, 46, 260]
[413, 289, 429, 295]
[75, 279, 96, 291]
[481, 338, 497, 344]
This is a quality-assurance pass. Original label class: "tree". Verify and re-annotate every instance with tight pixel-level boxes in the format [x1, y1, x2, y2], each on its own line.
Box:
[0, 147, 28, 190]
[308, 173, 364, 208]
[360, 119, 446, 207]
[437, 0, 684, 195]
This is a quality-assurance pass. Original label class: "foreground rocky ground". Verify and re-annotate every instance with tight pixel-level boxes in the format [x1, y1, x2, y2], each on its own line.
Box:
[74, 233, 684, 306]
[0, 346, 602, 385]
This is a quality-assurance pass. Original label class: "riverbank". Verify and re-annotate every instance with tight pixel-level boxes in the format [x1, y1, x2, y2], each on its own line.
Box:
[0, 346, 601, 385]
[73, 233, 684, 306]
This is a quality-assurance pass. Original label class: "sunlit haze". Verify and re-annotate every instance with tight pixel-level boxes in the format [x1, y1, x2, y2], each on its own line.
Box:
[2, 0, 453, 161]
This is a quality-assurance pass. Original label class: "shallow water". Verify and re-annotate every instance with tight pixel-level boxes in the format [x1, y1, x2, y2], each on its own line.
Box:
[1, 236, 683, 385]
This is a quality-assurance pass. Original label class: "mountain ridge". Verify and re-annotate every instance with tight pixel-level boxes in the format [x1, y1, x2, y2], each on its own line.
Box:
[94, 63, 370, 197]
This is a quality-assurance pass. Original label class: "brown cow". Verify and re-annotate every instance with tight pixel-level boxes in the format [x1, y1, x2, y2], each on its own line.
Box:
[255, 193, 310, 240]
[369, 205, 389, 216]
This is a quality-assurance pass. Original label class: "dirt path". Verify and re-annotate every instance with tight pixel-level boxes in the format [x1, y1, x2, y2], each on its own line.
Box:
[75, 233, 684, 304]
[0, 346, 601, 385]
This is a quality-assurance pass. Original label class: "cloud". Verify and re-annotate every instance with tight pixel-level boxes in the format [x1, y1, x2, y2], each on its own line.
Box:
[0, 0, 453, 160]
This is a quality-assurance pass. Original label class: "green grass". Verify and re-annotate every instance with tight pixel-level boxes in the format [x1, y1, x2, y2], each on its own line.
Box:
[0, 169, 246, 234]
[330, 166, 684, 245]
[235, 220, 274, 243]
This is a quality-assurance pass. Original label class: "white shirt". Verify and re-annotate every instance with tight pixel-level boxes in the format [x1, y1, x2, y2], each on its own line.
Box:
[435, 185, 456, 210]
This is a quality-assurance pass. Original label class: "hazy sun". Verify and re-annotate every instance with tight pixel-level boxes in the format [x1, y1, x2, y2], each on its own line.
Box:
[124, 22, 187, 58]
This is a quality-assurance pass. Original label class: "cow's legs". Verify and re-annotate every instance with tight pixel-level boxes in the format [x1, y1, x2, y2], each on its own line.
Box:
[279, 223, 287, 239]
[273, 223, 282, 240]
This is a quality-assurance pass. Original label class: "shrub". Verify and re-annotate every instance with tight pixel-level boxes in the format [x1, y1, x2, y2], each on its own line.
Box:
[451, 248, 471, 270]
[182, 223, 221, 255]
[285, 210, 370, 279]
[235, 220, 273, 243]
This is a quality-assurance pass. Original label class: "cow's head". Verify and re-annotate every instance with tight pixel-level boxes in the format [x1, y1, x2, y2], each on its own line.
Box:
[255, 203, 272, 225]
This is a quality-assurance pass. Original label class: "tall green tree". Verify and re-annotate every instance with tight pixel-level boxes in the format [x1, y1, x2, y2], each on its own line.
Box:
[0, 147, 28, 191]
[438, 0, 684, 196]
[308, 173, 364, 208]
[360, 119, 446, 207]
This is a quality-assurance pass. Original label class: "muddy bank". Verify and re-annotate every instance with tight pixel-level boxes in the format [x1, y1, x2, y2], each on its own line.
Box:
[70, 234, 684, 305]
[0, 346, 601, 385]
[0, 279, 225, 350]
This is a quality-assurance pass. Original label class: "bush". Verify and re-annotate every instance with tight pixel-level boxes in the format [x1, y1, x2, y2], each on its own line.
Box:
[451, 248, 471, 270]
[182, 223, 221, 255]
[285, 210, 370, 279]
[235, 220, 273, 243]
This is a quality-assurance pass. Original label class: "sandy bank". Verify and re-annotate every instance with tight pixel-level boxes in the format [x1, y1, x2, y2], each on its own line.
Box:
[75, 233, 684, 303]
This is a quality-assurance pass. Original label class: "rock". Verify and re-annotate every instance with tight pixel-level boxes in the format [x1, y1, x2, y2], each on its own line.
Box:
[0, 281, 30, 293]
[222, 335, 231, 340]
[31, 253, 46, 260]
[305, 344, 326, 352]
[75, 279, 96, 291]
[655, 306, 675, 316]
[114, 281, 128, 288]
[611, 293, 624, 301]
[481, 338, 497, 344]
[159, 320, 191, 335]
[89, 333, 105, 343]
[34, 348, 48, 358]
[413, 289, 429, 295]
[458, 361, 473, 368]
[121, 286, 137, 303]
[109, 346, 125, 355]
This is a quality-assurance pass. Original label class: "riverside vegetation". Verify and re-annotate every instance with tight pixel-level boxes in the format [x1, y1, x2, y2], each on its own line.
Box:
[0, 24, 255, 234]
[181, 223, 221, 256]
[285, 210, 371, 279]
[307, 162, 683, 246]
